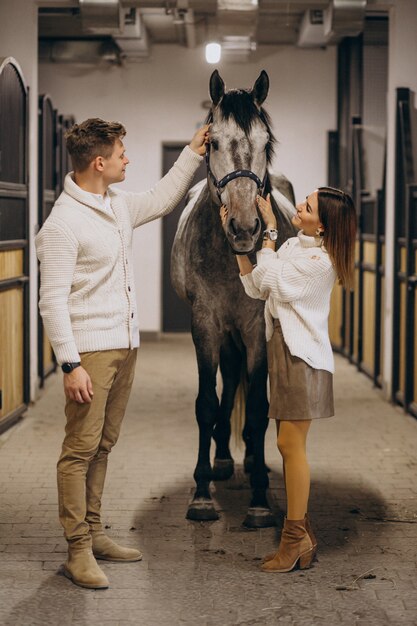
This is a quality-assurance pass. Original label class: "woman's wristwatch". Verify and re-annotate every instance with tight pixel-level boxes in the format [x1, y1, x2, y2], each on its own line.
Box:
[263, 228, 278, 241]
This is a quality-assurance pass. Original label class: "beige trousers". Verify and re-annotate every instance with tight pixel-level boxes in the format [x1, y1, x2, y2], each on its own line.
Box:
[57, 348, 137, 548]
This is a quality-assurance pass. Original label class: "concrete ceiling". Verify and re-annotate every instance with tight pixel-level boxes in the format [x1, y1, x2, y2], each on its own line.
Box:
[38, 0, 389, 63]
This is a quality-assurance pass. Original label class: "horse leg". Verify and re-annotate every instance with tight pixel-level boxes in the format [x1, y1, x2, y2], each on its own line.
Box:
[243, 423, 271, 475]
[187, 322, 221, 522]
[242, 350, 276, 529]
[212, 335, 242, 481]
[242, 421, 254, 474]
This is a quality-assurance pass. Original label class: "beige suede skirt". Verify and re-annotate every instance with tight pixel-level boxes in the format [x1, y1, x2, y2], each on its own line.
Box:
[267, 318, 334, 421]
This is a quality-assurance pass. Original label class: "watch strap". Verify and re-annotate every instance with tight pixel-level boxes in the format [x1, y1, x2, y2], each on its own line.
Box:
[61, 362, 81, 373]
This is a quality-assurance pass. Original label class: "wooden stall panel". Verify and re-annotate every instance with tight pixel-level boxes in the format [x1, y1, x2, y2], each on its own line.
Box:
[361, 241, 377, 374]
[380, 274, 385, 384]
[363, 241, 376, 265]
[353, 267, 360, 362]
[412, 289, 417, 404]
[0, 288, 24, 420]
[398, 281, 406, 397]
[343, 295, 352, 355]
[0, 250, 23, 280]
[362, 271, 376, 373]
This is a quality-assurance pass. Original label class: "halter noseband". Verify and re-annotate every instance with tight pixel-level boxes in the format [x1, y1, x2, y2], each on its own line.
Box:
[205, 145, 267, 202]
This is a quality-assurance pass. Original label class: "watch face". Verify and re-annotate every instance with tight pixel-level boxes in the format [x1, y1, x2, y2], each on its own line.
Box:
[62, 362, 80, 373]
[264, 229, 278, 241]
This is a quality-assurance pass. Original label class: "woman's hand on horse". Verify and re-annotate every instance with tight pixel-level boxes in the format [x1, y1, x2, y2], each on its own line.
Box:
[257, 193, 277, 229]
[189, 124, 210, 156]
[220, 205, 228, 227]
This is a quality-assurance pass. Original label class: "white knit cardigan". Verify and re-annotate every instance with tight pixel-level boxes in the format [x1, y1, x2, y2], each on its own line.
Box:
[36, 146, 202, 364]
[240, 231, 337, 373]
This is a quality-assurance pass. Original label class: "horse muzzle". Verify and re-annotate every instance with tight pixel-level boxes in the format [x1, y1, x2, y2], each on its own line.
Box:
[225, 215, 261, 254]
[226, 233, 258, 255]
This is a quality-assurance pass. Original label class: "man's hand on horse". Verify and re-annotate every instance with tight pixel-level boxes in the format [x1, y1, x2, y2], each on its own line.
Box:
[189, 124, 210, 156]
[257, 193, 277, 230]
[220, 205, 228, 227]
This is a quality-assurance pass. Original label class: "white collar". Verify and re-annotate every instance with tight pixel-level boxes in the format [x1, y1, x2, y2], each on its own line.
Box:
[297, 230, 323, 249]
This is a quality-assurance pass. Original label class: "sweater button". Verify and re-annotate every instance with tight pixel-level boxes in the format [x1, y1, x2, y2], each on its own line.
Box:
[131, 313, 134, 318]
[128, 286, 131, 292]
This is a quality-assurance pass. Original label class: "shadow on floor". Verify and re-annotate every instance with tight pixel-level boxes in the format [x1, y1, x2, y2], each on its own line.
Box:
[132, 464, 388, 563]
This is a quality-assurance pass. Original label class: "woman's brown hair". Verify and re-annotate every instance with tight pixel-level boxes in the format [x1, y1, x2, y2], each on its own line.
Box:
[65, 118, 126, 172]
[317, 187, 357, 290]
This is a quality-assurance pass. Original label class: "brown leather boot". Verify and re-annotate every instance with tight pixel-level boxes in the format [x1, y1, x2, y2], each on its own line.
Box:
[262, 514, 317, 563]
[63, 547, 109, 589]
[91, 531, 143, 562]
[261, 517, 314, 573]
[305, 514, 317, 558]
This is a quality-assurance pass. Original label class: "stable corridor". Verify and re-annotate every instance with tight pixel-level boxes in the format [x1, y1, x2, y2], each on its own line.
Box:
[0, 334, 416, 626]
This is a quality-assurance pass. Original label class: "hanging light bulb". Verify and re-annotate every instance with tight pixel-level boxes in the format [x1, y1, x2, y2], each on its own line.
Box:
[205, 42, 221, 64]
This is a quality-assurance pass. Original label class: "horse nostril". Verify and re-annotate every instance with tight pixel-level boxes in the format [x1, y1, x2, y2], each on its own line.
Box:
[229, 218, 238, 236]
[252, 217, 261, 236]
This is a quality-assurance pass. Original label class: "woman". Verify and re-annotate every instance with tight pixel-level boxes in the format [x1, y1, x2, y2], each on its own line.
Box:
[220, 187, 356, 573]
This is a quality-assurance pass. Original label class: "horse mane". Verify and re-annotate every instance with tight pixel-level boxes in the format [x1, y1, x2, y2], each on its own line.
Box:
[205, 88, 276, 164]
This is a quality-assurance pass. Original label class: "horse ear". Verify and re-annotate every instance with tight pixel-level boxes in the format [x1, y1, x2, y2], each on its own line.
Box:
[209, 70, 225, 106]
[252, 70, 269, 106]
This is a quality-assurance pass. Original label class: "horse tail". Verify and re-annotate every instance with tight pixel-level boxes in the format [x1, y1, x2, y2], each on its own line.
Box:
[230, 361, 248, 449]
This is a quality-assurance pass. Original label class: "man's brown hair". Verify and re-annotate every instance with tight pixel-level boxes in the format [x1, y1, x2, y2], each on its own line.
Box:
[65, 118, 126, 172]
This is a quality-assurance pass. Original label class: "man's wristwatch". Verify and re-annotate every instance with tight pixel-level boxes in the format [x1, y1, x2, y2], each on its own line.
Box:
[61, 362, 81, 374]
[263, 228, 278, 241]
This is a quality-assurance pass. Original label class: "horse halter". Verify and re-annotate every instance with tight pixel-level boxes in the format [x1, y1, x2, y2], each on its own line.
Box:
[205, 144, 267, 202]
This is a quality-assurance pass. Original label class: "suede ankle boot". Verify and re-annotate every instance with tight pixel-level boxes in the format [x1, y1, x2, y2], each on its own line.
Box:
[262, 514, 317, 564]
[63, 547, 109, 589]
[91, 531, 142, 562]
[261, 517, 314, 573]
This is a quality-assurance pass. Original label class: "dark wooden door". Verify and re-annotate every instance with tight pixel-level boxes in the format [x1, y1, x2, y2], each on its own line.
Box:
[392, 88, 417, 416]
[162, 144, 206, 332]
[0, 57, 29, 433]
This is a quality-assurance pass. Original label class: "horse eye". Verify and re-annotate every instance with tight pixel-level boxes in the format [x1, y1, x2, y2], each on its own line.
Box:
[211, 139, 219, 151]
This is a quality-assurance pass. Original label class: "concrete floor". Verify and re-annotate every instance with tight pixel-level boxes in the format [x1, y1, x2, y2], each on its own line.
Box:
[0, 334, 417, 626]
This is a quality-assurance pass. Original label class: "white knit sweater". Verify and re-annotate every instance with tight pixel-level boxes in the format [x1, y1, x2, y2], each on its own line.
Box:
[240, 231, 337, 373]
[36, 146, 202, 364]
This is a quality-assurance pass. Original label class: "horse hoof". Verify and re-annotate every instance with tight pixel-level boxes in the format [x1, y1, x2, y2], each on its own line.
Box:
[243, 507, 276, 529]
[186, 499, 220, 521]
[212, 458, 234, 481]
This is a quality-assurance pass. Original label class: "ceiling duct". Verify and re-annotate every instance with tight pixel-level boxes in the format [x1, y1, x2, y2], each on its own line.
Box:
[79, 0, 122, 35]
[324, 0, 367, 42]
[297, 9, 327, 48]
[217, 0, 258, 62]
[297, 0, 366, 47]
[171, 7, 198, 49]
[114, 8, 149, 59]
[39, 39, 121, 65]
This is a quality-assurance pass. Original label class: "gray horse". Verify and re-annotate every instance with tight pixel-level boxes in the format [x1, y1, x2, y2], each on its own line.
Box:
[171, 70, 296, 527]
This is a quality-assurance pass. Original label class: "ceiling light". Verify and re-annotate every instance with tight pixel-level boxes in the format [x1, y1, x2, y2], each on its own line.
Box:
[205, 42, 221, 64]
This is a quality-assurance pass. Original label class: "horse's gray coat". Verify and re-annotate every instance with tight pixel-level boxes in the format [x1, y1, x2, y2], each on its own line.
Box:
[171, 71, 296, 526]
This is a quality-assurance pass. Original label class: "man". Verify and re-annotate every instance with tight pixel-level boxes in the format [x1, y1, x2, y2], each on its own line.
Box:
[36, 118, 207, 589]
